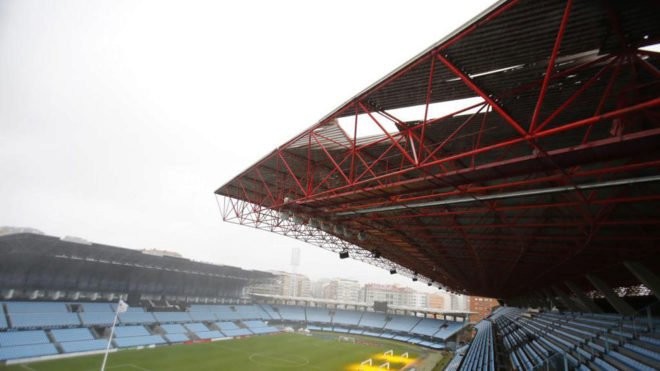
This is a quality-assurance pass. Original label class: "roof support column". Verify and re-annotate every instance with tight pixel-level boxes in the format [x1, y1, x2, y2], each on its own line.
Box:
[585, 274, 635, 316]
[551, 286, 581, 312]
[529, 292, 549, 310]
[564, 281, 602, 313]
[541, 289, 558, 310]
[526, 293, 543, 310]
[623, 261, 660, 300]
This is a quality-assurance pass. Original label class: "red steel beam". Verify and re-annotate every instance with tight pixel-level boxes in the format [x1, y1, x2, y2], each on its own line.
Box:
[529, 0, 573, 132]
[435, 53, 529, 138]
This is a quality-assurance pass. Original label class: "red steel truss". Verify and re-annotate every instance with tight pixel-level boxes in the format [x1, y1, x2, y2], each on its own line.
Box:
[216, 0, 660, 300]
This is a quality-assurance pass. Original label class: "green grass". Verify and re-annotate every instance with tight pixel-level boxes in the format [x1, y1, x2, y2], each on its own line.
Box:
[1, 333, 438, 371]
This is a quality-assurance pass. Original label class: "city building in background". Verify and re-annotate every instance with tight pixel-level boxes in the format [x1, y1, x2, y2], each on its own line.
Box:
[469, 296, 500, 323]
[361, 284, 414, 306]
[248, 271, 311, 297]
[323, 278, 360, 302]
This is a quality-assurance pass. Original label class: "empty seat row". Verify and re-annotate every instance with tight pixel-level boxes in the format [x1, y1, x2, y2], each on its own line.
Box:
[460, 321, 495, 371]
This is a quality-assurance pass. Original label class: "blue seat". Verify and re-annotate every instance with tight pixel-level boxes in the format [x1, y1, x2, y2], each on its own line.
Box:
[184, 323, 209, 332]
[0, 330, 50, 346]
[51, 328, 95, 342]
[152, 312, 192, 323]
[0, 343, 58, 361]
[188, 311, 217, 322]
[333, 310, 362, 326]
[5, 302, 68, 313]
[80, 312, 116, 326]
[0, 306, 7, 329]
[221, 328, 252, 337]
[164, 334, 189, 343]
[359, 312, 387, 329]
[384, 315, 419, 332]
[80, 303, 114, 312]
[194, 330, 225, 340]
[114, 325, 150, 337]
[118, 312, 155, 325]
[306, 308, 332, 323]
[160, 324, 187, 334]
[243, 320, 268, 329]
[60, 339, 108, 353]
[113, 335, 166, 348]
[216, 321, 240, 331]
[10, 312, 80, 329]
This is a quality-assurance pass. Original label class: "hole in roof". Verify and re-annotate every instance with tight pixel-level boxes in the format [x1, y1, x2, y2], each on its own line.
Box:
[337, 96, 484, 139]
[445, 64, 524, 82]
[639, 42, 660, 53]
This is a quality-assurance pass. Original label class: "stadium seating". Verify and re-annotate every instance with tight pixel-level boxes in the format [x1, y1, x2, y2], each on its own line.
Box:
[221, 328, 253, 337]
[50, 328, 95, 342]
[0, 300, 467, 363]
[460, 320, 495, 371]
[410, 318, 444, 337]
[243, 320, 279, 334]
[249, 327, 279, 335]
[491, 307, 660, 370]
[0, 330, 50, 346]
[160, 324, 187, 334]
[260, 304, 281, 319]
[114, 325, 151, 337]
[118, 312, 156, 325]
[114, 335, 166, 348]
[79, 311, 116, 326]
[435, 322, 465, 340]
[242, 320, 268, 328]
[213, 306, 243, 321]
[184, 323, 210, 333]
[234, 305, 269, 320]
[164, 333, 189, 343]
[59, 339, 108, 353]
[0, 305, 8, 329]
[0, 343, 59, 361]
[188, 310, 217, 322]
[384, 315, 421, 332]
[152, 312, 192, 323]
[306, 307, 332, 323]
[111, 303, 144, 312]
[333, 310, 362, 326]
[276, 305, 306, 321]
[358, 312, 387, 329]
[9, 312, 80, 329]
[187, 304, 215, 311]
[446, 344, 469, 371]
[80, 302, 113, 312]
[194, 331, 225, 340]
[5, 302, 68, 313]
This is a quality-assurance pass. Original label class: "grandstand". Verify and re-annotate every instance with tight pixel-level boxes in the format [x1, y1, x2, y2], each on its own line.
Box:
[0, 232, 460, 365]
[1, 0, 658, 369]
[214, 0, 660, 369]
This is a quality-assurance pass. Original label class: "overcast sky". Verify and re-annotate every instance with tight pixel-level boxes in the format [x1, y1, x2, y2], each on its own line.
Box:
[0, 0, 497, 293]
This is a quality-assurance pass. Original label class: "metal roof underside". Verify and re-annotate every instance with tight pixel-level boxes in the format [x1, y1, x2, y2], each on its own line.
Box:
[216, 0, 660, 300]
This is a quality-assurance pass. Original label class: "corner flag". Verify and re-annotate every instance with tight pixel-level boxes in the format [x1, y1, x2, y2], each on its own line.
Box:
[117, 299, 129, 313]
[101, 299, 129, 371]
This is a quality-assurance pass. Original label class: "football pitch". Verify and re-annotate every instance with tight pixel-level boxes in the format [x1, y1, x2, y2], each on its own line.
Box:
[1, 333, 443, 371]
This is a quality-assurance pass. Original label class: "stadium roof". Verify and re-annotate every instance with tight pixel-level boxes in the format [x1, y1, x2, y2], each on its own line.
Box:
[0, 233, 273, 297]
[216, 0, 660, 300]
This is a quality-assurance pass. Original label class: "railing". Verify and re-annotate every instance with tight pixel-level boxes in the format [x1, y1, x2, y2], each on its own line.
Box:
[531, 351, 571, 371]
